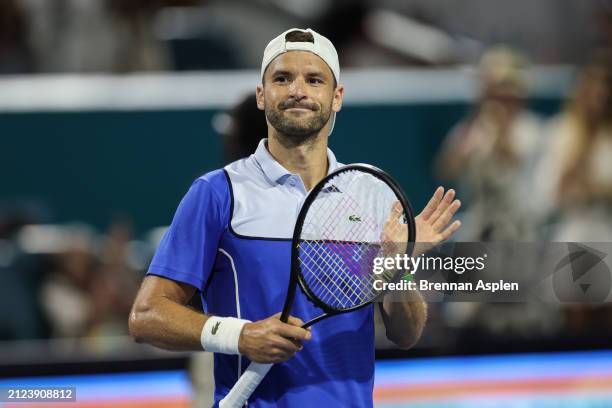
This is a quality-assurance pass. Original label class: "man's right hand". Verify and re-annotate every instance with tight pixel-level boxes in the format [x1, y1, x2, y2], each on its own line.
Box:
[238, 313, 311, 363]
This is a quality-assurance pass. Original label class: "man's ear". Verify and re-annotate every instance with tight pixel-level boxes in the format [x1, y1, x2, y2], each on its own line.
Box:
[332, 84, 344, 113]
[256, 85, 265, 111]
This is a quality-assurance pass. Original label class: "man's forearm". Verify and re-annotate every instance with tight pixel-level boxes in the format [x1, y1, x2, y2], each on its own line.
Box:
[380, 289, 427, 349]
[129, 296, 208, 351]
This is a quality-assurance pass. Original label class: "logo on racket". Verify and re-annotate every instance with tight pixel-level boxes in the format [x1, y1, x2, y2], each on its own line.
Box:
[211, 321, 221, 335]
[322, 184, 341, 193]
[348, 215, 362, 222]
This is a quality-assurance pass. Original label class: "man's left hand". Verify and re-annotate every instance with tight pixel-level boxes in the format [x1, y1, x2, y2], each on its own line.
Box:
[416, 187, 461, 244]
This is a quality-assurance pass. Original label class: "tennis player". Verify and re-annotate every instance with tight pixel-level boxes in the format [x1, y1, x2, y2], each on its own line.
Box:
[129, 28, 461, 407]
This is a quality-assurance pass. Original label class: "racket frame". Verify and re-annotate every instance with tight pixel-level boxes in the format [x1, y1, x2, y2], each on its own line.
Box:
[281, 163, 416, 323]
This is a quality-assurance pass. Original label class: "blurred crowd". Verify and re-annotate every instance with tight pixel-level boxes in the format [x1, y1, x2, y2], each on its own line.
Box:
[1, 0, 612, 75]
[0, 214, 146, 351]
[437, 48, 612, 242]
[430, 47, 612, 353]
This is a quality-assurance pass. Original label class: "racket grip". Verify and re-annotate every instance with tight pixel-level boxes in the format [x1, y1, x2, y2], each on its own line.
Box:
[219, 362, 273, 408]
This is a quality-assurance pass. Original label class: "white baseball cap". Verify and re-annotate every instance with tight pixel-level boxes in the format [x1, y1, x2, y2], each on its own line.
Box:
[261, 28, 340, 135]
[261, 28, 340, 83]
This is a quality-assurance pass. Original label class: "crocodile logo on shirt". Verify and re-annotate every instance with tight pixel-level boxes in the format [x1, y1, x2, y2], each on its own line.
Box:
[211, 321, 221, 335]
[348, 215, 362, 222]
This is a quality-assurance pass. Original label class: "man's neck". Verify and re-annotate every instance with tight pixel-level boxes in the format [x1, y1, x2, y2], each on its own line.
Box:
[267, 132, 329, 191]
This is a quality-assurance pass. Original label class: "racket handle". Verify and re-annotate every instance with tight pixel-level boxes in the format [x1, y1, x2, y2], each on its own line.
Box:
[219, 362, 273, 407]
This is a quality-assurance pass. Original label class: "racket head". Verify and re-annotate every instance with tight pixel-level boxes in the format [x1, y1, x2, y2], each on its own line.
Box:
[291, 164, 416, 314]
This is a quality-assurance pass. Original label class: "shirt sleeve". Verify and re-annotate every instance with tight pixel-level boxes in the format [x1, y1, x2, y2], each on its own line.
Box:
[147, 178, 226, 290]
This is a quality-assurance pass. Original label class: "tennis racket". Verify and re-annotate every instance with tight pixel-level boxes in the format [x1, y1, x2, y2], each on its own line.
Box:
[219, 164, 416, 407]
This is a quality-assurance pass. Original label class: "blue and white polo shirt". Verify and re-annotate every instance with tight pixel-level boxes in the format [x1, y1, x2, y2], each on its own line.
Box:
[148, 139, 375, 407]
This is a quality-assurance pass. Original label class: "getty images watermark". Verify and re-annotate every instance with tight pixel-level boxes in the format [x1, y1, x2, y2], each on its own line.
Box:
[372, 242, 612, 303]
[372, 251, 519, 293]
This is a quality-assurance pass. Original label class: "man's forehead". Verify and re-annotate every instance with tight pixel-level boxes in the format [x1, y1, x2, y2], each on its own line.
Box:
[264, 51, 334, 78]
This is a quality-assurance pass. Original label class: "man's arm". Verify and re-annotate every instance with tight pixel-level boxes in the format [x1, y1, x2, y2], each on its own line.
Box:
[380, 291, 427, 349]
[129, 275, 311, 362]
[381, 187, 460, 349]
[129, 275, 205, 351]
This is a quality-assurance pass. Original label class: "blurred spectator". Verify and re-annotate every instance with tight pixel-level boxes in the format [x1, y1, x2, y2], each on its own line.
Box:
[525, 51, 612, 344]
[597, 0, 612, 50]
[39, 221, 140, 342]
[40, 227, 98, 337]
[21, 0, 171, 73]
[0, 208, 50, 340]
[538, 51, 612, 241]
[436, 47, 542, 240]
[88, 221, 140, 342]
[107, 0, 188, 73]
[0, 0, 34, 73]
[377, 0, 601, 65]
[219, 94, 268, 162]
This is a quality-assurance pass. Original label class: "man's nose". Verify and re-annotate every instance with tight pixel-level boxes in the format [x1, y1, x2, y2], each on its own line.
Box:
[288, 78, 307, 100]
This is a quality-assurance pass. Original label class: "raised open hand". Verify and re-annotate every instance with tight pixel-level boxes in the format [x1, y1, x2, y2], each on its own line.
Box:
[416, 187, 461, 244]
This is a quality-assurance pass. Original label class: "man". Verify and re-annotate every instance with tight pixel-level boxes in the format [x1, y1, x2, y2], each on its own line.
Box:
[129, 28, 461, 407]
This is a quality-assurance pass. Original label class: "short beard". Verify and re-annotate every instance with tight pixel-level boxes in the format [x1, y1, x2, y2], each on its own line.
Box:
[265, 99, 332, 148]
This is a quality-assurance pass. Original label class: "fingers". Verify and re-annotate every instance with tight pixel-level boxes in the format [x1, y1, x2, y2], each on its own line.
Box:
[255, 335, 301, 364]
[276, 321, 312, 342]
[429, 189, 456, 225]
[389, 201, 403, 221]
[266, 316, 311, 361]
[267, 348, 298, 363]
[285, 315, 305, 328]
[271, 313, 304, 327]
[270, 313, 312, 340]
[415, 186, 462, 244]
[419, 187, 444, 221]
[270, 334, 303, 354]
[438, 220, 462, 241]
[239, 314, 313, 364]
[383, 202, 403, 232]
[432, 198, 461, 233]
[383, 202, 408, 244]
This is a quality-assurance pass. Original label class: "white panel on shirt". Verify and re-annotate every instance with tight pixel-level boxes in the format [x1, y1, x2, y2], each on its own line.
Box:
[225, 148, 397, 242]
[225, 157, 305, 239]
[226, 157, 400, 242]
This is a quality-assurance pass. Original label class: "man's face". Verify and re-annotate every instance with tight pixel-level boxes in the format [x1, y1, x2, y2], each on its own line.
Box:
[257, 51, 343, 143]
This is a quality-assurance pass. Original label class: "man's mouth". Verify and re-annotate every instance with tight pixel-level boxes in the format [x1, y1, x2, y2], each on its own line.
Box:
[285, 107, 312, 112]
[282, 102, 317, 111]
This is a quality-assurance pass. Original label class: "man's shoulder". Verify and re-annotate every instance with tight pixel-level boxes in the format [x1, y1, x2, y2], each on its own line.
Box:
[195, 168, 229, 186]
[194, 154, 252, 189]
[188, 156, 256, 202]
[186, 168, 233, 209]
[223, 155, 255, 178]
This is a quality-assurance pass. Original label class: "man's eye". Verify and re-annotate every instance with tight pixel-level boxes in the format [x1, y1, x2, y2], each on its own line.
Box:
[274, 76, 288, 83]
[308, 78, 323, 84]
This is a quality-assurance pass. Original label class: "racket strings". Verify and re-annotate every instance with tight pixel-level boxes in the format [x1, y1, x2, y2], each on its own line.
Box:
[321, 240, 379, 298]
[297, 170, 404, 310]
[315, 241, 377, 299]
[299, 243, 367, 307]
[299, 241, 379, 308]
